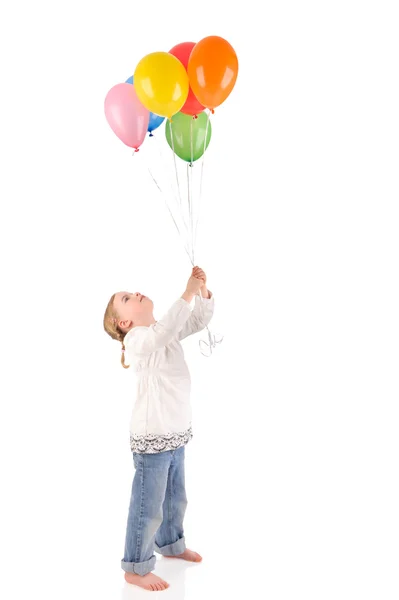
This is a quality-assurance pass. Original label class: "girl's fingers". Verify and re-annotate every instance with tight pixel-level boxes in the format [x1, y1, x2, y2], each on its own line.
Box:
[193, 267, 206, 280]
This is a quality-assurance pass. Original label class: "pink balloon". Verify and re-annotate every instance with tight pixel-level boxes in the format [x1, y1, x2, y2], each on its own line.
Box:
[104, 83, 149, 149]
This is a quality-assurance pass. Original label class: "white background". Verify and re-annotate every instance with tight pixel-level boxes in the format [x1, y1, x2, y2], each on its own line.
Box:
[1, 0, 398, 598]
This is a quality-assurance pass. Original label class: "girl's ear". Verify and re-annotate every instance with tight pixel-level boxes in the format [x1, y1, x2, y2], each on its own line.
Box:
[120, 319, 133, 330]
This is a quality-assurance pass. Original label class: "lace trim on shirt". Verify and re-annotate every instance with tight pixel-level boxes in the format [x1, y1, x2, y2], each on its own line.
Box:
[130, 426, 193, 454]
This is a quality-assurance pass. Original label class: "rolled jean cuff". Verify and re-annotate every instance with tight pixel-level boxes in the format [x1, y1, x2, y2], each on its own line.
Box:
[155, 536, 186, 556]
[121, 554, 156, 575]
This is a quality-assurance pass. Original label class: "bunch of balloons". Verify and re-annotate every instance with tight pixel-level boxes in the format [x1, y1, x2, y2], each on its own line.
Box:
[104, 36, 238, 162]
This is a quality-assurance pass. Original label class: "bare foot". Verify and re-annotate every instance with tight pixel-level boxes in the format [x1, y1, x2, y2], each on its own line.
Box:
[124, 572, 170, 591]
[164, 548, 202, 562]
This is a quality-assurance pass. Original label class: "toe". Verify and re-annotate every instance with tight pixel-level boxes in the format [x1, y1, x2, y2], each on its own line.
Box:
[189, 551, 200, 561]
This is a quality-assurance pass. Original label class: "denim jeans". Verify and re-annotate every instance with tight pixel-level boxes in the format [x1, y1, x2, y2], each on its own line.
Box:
[121, 446, 188, 575]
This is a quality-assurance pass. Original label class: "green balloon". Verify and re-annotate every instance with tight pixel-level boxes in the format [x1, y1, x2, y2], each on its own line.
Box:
[165, 112, 212, 163]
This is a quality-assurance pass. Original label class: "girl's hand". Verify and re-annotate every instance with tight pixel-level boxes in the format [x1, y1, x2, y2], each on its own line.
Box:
[185, 272, 204, 296]
[192, 266, 206, 287]
[192, 267, 210, 299]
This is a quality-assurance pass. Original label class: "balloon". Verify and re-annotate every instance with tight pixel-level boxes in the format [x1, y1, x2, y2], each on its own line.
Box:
[165, 112, 212, 163]
[125, 76, 165, 134]
[134, 52, 189, 118]
[169, 42, 204, 116]
[187, 36, 238, 110]
[148, 112, 166, 135]
[104, 83, 149, 149]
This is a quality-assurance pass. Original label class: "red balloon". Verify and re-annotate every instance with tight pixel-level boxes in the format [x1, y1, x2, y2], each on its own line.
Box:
[169, 42, 205, 116]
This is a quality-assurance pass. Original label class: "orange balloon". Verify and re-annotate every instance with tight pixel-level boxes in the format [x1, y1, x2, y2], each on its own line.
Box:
[187, 36, 238, 110]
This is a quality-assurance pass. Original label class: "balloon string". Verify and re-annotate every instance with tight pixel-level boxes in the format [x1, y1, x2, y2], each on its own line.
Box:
[144, 136, 192, 261]
[189, 116, 195, 264]
[151, 134, 191, 251]
[169, 120, 189, 242]
[187, 163, 192, 263]
[146, 163, 193, 264]
[193, 110, 223, 357]
[194, 109, 211, 254]
[199, 325, 224, 357]
[148, 120, 221, 357]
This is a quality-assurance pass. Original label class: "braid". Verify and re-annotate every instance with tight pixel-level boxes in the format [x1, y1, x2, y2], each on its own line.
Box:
[117, 333, 129, 369]
[121, 342, 128, 368]
[103, 294, 131, 369]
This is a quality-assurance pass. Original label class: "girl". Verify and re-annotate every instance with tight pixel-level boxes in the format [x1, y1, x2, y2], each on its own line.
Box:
[103, 266, 214, 592]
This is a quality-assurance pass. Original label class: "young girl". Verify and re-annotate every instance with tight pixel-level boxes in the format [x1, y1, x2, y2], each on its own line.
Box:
[103, 266, 214, 592]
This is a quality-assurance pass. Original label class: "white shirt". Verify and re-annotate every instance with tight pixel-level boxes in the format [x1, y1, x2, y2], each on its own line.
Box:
[124, 293, 215, 453]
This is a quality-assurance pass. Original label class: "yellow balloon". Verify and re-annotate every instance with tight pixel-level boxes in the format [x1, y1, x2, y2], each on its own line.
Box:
[134, 52, 189, 119]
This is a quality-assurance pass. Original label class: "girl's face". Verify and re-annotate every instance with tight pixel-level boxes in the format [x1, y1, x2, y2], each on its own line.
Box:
[113, 291, 153, 330]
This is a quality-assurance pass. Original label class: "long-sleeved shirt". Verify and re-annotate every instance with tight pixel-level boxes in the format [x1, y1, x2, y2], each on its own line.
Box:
[124, 293, 215, 453]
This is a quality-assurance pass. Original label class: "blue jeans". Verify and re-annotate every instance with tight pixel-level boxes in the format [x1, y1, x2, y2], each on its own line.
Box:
[121, 446, 188, 575]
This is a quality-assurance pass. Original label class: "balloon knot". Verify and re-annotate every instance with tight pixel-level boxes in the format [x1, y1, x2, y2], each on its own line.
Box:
[149, 132, 154, 137]
[193, 114, 198, 120]
[210, 108, 215, 115]
[135, 148, 140, 152]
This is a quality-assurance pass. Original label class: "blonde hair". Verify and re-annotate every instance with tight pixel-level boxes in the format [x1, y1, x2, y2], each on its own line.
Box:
[103, 294, 130, 369]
